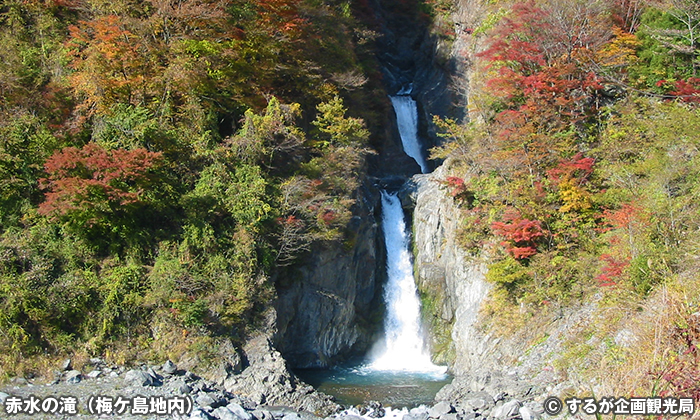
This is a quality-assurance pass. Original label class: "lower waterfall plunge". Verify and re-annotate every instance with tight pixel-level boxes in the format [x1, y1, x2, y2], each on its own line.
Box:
[366, 191, 446, 375]
[295, 191, 449, 408]
[295, 114, 449, 409]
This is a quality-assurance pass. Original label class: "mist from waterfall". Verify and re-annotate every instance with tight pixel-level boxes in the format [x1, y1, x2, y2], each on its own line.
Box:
[390, 95, 429, 174]
[366, 191, 446, 376]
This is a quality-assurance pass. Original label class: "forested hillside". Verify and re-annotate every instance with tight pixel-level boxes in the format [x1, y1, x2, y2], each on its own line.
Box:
[0, 0, 390, 377]
[6, 0, 700, 402]
[437, 0, 700, 398]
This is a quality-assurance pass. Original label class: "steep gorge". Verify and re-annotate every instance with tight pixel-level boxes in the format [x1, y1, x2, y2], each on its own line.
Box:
[272, 0, 484, 372]
[272, 0, 566, 397]
[271, 0, 454, 370]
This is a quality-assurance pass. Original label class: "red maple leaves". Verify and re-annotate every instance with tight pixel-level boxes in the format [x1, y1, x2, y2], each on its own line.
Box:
[491, 209, 547, 259]
[39, 143, 162, 220]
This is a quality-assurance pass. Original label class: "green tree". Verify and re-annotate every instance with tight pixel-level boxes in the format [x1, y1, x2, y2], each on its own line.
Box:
[312, 96, 370, 147]
[0, 112, 59, 227]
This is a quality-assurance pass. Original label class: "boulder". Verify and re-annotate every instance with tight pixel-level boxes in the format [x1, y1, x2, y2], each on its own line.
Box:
[197, 393, 217, 409]
[224, 335, 340, 417]
[163, 360, 178, 375]
[404, 406, 430, 420]
[492, 400, 522, 420]
[429, 401, 454, 418]
[212, 406, 240, 420]
[65, 370, 82, 384]
[226, 403, 253, 420]
[338, 415, 365, 420]
[124, 369, 159, 387]
[519, 405, 540, 420]
[190, 408, 215, 419]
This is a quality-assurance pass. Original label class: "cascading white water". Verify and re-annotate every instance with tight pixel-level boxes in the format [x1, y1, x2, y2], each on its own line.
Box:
[367, 191, 446, 375]
[390, 95, 429, 174]
[295, 89, 448, 412]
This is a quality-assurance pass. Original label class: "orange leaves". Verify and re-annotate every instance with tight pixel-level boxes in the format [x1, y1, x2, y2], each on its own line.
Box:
[595, 26, 640, 69]
[595, 202, 651, 288]
[547, 153, 595, 212]
[68, 15, 133, 62]
[601, 202, 649, 232]
[67, 15, 150, 116]
[39, 143, 162, 220]
[256, 0, 307, 39]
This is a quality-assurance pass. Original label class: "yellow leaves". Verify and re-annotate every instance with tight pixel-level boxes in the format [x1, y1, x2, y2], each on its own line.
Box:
[558, 178, 592, 213]
[595, 26, 640, 69]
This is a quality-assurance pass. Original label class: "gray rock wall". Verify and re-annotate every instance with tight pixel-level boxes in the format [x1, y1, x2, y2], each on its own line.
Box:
[273, 184, 385, 369]
[273, 0, 480, 373]
[403, 164, 491, 375]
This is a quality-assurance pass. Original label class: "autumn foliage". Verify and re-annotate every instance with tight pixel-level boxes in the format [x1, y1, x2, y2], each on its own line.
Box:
[444, 176, 468, 198]
[491, 209, 547, 259]
[441, 0, 700, 306]
[478, 0, 606, 108]
[430, 0, 700, 403]
[661, 78, 700, 103]
[39, 143, 163, 221]
[596, 254, 629, 286]
[546, 153, 595, 183]
[67, 15, 151, 117]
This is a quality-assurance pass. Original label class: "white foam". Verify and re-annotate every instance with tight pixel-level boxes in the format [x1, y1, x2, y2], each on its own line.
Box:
[366, 192, 446, 377]
[390, 95, 429, 174]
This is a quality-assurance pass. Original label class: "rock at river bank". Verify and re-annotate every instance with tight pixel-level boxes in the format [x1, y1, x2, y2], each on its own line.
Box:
[65, 370, 82, 384]
[124, 368, 161, 387]
[223, 334, 341, 417]
[162, 360, 178, 375]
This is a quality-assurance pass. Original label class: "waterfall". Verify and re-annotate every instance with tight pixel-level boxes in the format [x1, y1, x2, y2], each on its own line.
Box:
[293, 85, 448, 414]
[390, 95, 429, 174]
[367, 191, 446, 375]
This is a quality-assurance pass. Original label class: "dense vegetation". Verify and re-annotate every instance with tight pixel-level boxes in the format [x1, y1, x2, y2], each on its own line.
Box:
[0, 0, 389, 376]
[435, 0, 700, 399]
[5, 0, 700, 401]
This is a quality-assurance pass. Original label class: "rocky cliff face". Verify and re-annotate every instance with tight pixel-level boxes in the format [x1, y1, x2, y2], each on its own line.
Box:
[405, 165, 573, 409]
[384, 0, 493, 375]
[273, 183, 385, 369]
[401, 164, 491, 375]
[402, 0, 596, 396]
[272, 0, 441, 370]
[272, 0, 477, 373]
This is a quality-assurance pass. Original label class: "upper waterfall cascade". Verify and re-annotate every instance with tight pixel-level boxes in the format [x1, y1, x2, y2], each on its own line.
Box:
[390, 95, 429, 174]
[367, 191, 446, 375]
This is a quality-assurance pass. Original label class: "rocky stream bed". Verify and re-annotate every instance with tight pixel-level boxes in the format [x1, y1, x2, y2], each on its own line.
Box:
[1, 334, 563, 420]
